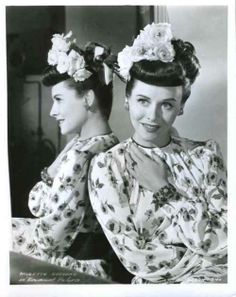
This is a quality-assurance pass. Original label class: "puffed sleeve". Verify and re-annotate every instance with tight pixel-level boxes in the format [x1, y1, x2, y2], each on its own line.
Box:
[88, 151, 133, 239]
[29, 149, 93, 253]
[174, 140, 227, 259]
[203, 140, 227, 213]
[89, 151, 131, 218]
[29, 181, 51, 217]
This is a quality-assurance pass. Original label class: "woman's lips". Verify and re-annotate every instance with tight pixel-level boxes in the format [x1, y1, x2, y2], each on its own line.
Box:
[58, 119, 65, 126]
[141, 123, 160, 132]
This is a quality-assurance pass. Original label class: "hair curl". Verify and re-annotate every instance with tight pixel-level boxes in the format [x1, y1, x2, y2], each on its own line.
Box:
[126, 39, 200, 103]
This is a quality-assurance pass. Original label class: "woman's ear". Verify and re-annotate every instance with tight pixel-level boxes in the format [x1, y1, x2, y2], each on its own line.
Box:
[83, 90, 95, 110]
[178, 104, 185, 116]
[124, 97, 129, 110]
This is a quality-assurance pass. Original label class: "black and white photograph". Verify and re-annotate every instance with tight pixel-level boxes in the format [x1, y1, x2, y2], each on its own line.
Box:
[1, 1, 236, 297]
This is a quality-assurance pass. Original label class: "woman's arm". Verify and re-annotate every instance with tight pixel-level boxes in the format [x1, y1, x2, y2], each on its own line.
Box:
[174, 140, 227, 258]
[30, 149, 94, 253]
[28, 138, 79, 217]
[126, 141, 227, 259]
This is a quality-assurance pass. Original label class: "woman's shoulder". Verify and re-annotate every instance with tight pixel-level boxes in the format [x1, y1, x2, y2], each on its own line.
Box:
[72, 133, 119, 154]
[90, 139, 130, 165]
[172, 136, 221, 154]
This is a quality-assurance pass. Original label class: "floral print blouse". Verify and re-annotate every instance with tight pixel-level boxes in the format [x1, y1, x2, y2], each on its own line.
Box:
[12, 133, 119, 279]
[88, 136, 227, 283]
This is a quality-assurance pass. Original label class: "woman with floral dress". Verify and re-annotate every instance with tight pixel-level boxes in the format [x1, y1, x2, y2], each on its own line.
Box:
[88, 23, 227, 283]
[11, 31, 119, 279]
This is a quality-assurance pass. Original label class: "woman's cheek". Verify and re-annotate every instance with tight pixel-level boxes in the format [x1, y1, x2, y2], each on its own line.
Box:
[130, 106, 144, 121]
[164, 111, 178, 126]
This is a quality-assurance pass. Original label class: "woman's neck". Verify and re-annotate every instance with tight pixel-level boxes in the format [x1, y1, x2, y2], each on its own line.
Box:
[80, 114, 112, 140]
[133, 131, 171, 148]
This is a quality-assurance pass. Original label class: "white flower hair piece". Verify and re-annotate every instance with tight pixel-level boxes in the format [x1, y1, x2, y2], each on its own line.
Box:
[117, 23, 175, 81]
[47, 31, 93, 82]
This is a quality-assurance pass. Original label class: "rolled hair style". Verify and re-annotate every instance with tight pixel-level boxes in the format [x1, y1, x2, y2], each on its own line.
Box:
[125, 39, 200, 103]
[42, 41, 113, 120]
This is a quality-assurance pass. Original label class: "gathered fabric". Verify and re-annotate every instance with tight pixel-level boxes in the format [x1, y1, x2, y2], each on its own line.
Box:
[88, 136, 227, 283]
[12, 133, 119, 279]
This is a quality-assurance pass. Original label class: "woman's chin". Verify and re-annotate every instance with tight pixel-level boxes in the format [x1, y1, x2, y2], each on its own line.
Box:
[60, 129, 67, 135]
[59, 128, 71, 136]
[59, 126, 74, 136]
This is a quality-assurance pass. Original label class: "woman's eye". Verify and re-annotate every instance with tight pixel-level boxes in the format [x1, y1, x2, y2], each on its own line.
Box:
[54, 97, 62, 102]
[137, 98, 149, 106]
[162, 102, 173, 110]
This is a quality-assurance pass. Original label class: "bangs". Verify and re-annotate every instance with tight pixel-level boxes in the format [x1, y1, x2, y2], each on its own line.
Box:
[130, 60, 186, 87]
[42, 66, 70, 87]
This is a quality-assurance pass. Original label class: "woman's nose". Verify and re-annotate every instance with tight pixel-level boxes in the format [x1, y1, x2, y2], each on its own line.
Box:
[147, 105, 160, 122]
[50, 102, 58, 118]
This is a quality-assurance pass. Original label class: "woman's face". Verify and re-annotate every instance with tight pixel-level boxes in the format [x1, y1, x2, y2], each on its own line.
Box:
[50, 80, 88, 135]
[128, 79, 184, 147]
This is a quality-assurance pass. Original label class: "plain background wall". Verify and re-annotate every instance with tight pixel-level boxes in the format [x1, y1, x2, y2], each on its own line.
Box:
[168, 6, 227, 160]
[66, 6, 227, 160]
[65, 6, 136, 147]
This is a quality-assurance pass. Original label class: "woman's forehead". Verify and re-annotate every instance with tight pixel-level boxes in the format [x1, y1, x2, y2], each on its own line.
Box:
[51, 80, 73, 96]
[131, 80, 183, 99]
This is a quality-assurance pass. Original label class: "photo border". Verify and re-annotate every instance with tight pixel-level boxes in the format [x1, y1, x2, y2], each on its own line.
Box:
[1, 0, 235, 296]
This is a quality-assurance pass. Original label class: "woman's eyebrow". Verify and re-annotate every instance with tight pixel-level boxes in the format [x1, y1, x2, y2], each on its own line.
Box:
[162, 98, 177, 101]
[136, 94, 151, 99]
[136, 95, 177, 101]
[52, 93, 62, 98]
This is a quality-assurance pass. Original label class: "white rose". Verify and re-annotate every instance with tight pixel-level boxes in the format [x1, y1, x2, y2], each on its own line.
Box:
[130, 44, 148, 62]
[139, 23, 173, 46]
[73, 69, 92, 82]
[56, 52, 70, 74]
[68, 49, 81, 60]
[153, 42, 175, 63]
[117, 46, 133, 80]
[75, 55, 85, 70]
[51, 33, 71, 52]
[47, 49, 59, 66]
[67, 50, 85, 76]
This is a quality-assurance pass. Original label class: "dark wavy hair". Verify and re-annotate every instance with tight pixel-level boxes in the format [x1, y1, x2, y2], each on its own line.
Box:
[42, 42, 113, 120]
[126, 39, 200, 103]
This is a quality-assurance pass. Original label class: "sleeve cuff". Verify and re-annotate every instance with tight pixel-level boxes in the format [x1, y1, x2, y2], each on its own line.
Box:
[40, 167, 53, 187]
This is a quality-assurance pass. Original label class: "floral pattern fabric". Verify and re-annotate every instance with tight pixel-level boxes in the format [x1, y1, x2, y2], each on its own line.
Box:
[12, 133, 119, 279]
[88, 136, 227, 283]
